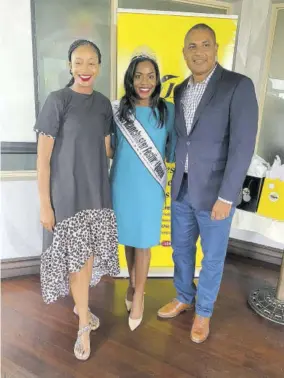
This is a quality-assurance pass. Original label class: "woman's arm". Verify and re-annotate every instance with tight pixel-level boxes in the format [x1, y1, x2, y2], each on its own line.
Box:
[37, 135, 55, 232]
[105, 134, 114, 159]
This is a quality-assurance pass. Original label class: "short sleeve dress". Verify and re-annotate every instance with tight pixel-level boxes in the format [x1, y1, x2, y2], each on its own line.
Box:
[34, 87, 120, 304]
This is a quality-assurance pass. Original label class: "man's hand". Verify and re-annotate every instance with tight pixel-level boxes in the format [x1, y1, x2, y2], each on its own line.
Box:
[211, 200, 232, 221]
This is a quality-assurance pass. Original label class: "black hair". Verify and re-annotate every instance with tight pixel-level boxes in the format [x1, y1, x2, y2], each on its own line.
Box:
[185, 23, 216, 44]
[66, 39, 102, 87]
[119, 56, 168, 128]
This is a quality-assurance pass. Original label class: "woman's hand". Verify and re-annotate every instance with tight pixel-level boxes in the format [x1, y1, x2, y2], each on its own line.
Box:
[40, 205, 55, 232]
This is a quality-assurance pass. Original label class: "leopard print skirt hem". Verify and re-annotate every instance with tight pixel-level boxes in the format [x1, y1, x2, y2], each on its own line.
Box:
[40, 208, 120, 304]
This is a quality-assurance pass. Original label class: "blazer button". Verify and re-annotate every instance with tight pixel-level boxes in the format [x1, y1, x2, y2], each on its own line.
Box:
[187, 141, 190, 146]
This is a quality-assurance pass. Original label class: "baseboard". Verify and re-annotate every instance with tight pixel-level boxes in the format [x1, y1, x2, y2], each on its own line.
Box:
[228, 238, 283, 266]
[1, 256, 41, 279]
[1, 240, 282, 279]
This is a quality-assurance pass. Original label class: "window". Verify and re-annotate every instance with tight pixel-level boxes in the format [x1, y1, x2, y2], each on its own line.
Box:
[118, 0, 229, 14]
[1, 0, 112, 172]
[257, 6, 284, 163]
[33, 0, 112, 111]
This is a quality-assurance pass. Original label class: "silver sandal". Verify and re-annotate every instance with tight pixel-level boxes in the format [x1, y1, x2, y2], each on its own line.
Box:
[73, 306, 100, 331]
[74, 324, 91, 361]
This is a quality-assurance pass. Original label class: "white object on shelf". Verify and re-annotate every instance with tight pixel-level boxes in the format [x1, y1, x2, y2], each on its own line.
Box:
[232, 209, 284, 245]
[266, 155, 284, 181]
[247, 155, 270, 178]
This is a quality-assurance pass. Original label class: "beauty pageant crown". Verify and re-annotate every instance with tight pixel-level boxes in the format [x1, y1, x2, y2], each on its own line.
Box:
[130, 46, 157, 62]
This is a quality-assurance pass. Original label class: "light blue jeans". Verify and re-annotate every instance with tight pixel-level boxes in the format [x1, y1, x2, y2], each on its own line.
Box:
[172, 177, 235, 317]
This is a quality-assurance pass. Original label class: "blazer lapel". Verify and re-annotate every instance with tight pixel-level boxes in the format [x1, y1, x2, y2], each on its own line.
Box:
[175, 78, 189, 135]
[189, 63, 223, 135]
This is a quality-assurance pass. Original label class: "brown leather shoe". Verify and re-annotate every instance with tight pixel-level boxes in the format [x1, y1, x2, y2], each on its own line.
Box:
[157, 299, 194, 319]
[190, 314, 210, 343]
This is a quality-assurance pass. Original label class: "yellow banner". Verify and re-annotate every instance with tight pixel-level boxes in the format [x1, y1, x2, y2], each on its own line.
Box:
[117, 10, 238, 271]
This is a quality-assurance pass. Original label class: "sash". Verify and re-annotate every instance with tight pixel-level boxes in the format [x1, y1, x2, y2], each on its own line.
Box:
[112, 100, 167, 192]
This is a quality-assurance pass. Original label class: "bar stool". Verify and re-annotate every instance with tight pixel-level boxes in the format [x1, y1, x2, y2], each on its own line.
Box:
[248, 251, 284, 325]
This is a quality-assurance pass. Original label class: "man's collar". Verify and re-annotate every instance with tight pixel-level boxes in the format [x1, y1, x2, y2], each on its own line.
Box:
[187, 63, 218, 87]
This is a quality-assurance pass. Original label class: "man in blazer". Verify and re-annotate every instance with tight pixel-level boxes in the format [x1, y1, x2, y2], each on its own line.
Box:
[158, 23, 258, 343]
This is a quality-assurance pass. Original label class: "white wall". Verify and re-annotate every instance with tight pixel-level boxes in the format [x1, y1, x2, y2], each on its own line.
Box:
[1, 179, 42, 259]
[0, 0, 36, 142]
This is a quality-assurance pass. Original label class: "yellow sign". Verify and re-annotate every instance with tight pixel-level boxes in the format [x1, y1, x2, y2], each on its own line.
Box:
[117, 10, 238, 272]
[257, 179, 284, 221]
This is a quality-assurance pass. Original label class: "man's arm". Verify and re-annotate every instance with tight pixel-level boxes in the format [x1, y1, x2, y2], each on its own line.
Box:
[218, 76, 258, 203]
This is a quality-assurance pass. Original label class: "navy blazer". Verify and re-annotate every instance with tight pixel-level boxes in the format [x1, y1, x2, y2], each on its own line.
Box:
[172, 63, 258, 210]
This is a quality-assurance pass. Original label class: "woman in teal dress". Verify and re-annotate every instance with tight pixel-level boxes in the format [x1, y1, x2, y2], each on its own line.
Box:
[110, 54, 176, 331]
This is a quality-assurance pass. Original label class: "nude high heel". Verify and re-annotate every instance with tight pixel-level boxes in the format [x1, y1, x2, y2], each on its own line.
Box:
[128, 297, 144, 331]
[125, 297, 132, 312]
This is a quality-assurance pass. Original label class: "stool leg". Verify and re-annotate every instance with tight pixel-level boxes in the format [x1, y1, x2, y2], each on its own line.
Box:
[276, 252, 284, 301]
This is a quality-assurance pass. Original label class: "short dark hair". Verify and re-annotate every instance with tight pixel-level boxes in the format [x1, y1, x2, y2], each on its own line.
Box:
[185, 23, 216, 44]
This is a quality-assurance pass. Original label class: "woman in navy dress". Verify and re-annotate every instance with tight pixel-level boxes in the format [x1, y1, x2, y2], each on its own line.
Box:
[35, 40, 119, 360]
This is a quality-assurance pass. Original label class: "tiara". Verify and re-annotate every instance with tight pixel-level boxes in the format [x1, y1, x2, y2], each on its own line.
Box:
[130, 46, 157, 62]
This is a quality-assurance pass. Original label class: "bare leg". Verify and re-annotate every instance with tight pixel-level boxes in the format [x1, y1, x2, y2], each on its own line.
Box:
[125, 246, 135, 301]
[86, 255, 95, 320]
[70, 258, 92, 354]
[87, 255, 94, 285]
[130, 248, 151, 319]
[74, 256, 95, 323]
